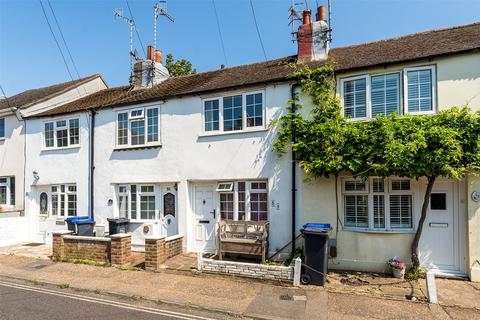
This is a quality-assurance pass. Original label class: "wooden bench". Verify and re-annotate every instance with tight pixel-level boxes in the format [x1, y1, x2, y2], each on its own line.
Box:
[218, 220, 269, 263]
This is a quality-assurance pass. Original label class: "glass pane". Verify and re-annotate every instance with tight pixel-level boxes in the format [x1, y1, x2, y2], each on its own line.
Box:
[52, 194, 58, 215]
[344, 180, 366, 191]
[0, 118, 4, 138]
[140, 195, 156, 220]
[131, 185, 137, 219]
[69, 119, 79, 145]
[250, 191, 268, 221]
[9, 177, 15, 206]
[141, 185, 154, 193]
[131, 119, 145, 145]
[147, 108, 159, 142]
[223, 95, 243, 131]
[238, 182, 245, 221]
[0, 186, 6, 205]
[246, 93, 263, 127]
[117, 113, 128, 145]
[67, 194, 77, 216]
[343, 78, 366, 118]
[220, 193, 234, 220]
[431, 193, 447, 210]
[56, 128, 68, 148]
[373, 195, 385, 228]
[163, 193, 175, 217]
[44, 122, 55, 147]
[119, 195, 128, 218]
[391, 180, 410, 191]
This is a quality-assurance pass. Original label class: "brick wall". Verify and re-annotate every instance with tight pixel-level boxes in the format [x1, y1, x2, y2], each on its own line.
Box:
[200, 258, 294, 282]
[63, 235, 111, 263]
[52, 231, 132, 265]
[145, 235, 184, 271]
[164, 235, 183, 259]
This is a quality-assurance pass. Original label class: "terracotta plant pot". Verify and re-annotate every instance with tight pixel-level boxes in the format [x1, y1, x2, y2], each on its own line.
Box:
[392, 267, 406, 279]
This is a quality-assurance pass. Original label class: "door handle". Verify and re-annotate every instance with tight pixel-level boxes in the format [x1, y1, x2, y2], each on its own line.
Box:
[210, 209, 216, 219]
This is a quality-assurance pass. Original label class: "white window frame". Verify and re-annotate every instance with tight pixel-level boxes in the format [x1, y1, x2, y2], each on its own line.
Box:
[0, 117, 5, 140]
[117, 184, 158, 222]
[403, 65, 437, 115]
[115, 106, 160, 148]
[216, 182, 234, 192]
[43, 117, 80, 150]
[342, 177, 415, 233]
[217, 180, 268, 222]
[340, 74, 371, 121]
[0, 177, 15, 207]
[51, 184, 77, 217]
[201, 90, 266, 134]
[370, 72, 402, 117]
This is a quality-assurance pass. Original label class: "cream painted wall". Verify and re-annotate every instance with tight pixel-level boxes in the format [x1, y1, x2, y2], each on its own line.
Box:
[467, 174, 480, 281]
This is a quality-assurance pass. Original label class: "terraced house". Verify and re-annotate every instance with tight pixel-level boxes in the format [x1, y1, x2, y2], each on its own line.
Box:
[3, 7, 480, 281]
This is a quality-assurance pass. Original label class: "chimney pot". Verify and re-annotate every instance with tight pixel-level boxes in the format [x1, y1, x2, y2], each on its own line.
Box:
[154, 50, 163, 64]
[316, 5, 327, 22]
[147, 45, 154, 61]
[302, 9, 311, 25]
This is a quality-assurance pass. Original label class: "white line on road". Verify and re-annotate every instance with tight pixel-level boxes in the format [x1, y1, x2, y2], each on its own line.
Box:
[0, 280, 219, 320]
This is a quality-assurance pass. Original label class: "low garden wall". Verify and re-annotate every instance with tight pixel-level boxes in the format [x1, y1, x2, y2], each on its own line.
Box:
[198, 254, 301, 285]
[52, 230, 131, 265]
[145, 235, 184, 271]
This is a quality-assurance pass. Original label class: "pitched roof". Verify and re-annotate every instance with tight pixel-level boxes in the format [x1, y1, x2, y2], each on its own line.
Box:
[35, 22, 480, 117]
[0, 74, 102, 111]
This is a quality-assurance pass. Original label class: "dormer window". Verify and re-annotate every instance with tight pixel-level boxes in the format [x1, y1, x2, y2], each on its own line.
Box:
[202, 91, 265, 134]
[116, 106, 160, 148]
[43, 117, 80, 149]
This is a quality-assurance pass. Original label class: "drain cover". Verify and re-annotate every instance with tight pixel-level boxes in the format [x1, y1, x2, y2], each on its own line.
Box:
[279, 294, 293, 301]
[23, 243, 44, 247]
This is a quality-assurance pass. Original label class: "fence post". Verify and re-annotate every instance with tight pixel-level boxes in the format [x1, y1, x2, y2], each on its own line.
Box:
[426, 271, 438, 304]
[293, 257, 302, 286]
[145, 236, 166, 271]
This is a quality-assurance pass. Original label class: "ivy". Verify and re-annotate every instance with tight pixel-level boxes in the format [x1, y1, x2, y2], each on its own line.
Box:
[275, 65, 480, 269]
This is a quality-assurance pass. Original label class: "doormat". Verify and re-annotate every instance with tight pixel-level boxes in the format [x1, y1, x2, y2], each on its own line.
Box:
[22, 243, 44, 247]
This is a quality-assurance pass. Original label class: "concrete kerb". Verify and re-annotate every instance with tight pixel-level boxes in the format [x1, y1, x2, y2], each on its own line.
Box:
[0, 273, 269, 320]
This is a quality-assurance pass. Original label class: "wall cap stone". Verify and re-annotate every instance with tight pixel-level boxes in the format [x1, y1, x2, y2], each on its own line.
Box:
[145, 236, 166, 241]
[64, 235, 111, 242]
[165, 234, 184, 242]
[52, 230, 74, 235]
[110, 233, 132, 239]
[202, 258, 292, 271]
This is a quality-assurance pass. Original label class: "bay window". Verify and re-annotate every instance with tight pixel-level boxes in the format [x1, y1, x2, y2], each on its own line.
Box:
[203, 91, 265, 133]
[0, 177, 15, 207]
[218, 180, 268, 222]
[51, 184, 76, 217]
[343, 177, 413, 231]
[43, 118, 80, 149]
[116, 107, 160, 148]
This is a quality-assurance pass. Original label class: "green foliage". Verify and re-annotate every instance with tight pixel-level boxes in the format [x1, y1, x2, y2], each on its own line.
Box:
[404, 267, 428, 281]
[58, 283, 70, 289]
[274, 65, 480, 181]
[165, 53, 197, 77]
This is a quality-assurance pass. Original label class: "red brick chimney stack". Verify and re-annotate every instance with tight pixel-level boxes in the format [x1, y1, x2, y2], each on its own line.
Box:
[297, 5, 330, 62]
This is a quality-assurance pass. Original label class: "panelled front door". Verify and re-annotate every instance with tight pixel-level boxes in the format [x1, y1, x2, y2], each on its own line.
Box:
[161, 186, 178, 237]
[419, 181, 465, 275]
[194, 185, 217, 252]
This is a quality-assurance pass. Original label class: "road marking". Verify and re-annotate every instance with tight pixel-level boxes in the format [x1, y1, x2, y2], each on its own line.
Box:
[0, 280, 219, 320]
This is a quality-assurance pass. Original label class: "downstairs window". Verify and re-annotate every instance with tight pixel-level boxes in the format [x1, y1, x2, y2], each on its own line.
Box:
[218, 180, 268, 221]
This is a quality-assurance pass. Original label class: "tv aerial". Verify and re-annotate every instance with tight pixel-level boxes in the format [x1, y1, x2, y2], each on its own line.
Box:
[114, 8, 138, 79]
[288, 0, 303, 43]
[153, 0, 174, 57]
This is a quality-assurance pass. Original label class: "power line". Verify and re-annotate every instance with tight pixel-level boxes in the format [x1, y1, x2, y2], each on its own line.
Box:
[125, 0, 147, 58]
[212, 0, 228, 66]
[38, 0, 74, 82]
[249, 0, 267, 61]
[46, 0, 80, 79]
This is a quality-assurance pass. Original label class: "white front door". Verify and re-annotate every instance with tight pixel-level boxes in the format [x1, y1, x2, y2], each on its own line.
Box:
[36, 188, 50, 243]
[419, 181, 465, 275]
[194, 185, 217, 252]
[161, 186, 178, 237]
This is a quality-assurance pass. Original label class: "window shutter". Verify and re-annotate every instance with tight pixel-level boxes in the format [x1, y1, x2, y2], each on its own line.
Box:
[371, 73, 400, 117]
[389, 195, 412, 228]
[343, 78, 367, 118]
[407, 69, 432, 113]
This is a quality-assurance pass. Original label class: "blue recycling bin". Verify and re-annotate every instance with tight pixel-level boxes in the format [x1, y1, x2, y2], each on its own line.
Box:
[300, 223, 332, 286]
[65, 216, 94, 236]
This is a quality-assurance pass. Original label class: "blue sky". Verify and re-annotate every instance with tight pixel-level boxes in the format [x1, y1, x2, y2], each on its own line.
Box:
[1, 0, 479, 96]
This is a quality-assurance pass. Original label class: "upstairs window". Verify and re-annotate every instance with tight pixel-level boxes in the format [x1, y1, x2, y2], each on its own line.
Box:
[116, 107, 160, 148]
[43, 118, 80, 149]
[371, 73, 400, 117]
[0, 177, 15, 207]
[0, 118, 4, 139]
[342, 76, 368, 119]
[405, 66, 435, 114]
[203, 91, 265, 133]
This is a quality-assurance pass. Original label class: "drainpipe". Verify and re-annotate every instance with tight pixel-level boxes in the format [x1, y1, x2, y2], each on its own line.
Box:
[291, 83, 299, 255]
[89, 109, 96, 220]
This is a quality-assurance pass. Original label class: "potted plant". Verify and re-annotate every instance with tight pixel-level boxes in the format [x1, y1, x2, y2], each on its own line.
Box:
[388, 258, 406, 279]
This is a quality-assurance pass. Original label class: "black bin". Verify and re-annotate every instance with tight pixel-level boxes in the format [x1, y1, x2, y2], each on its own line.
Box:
[301, 223, 332, 286]
[75, 218, 96, 236]
[107, 218, 130, 235]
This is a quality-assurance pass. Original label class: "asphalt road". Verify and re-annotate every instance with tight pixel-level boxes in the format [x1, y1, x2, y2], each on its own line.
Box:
[0, 280, 228, 320]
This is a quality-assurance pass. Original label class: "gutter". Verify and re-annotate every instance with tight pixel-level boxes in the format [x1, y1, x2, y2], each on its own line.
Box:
[89, 109, 96, 219]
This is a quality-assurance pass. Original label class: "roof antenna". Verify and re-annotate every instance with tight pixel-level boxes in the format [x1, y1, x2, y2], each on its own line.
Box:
[114, 8, 137, 83]
[153, 0, 174, 59]
[288, 0, 303, 43]
[327, 0, 333, 43]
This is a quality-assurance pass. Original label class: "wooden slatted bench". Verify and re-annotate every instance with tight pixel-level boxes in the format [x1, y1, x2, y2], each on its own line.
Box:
[218, 220, 269, 263]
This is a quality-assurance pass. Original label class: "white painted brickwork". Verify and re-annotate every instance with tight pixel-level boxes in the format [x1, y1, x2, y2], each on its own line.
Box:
[200, 257, 294, 282]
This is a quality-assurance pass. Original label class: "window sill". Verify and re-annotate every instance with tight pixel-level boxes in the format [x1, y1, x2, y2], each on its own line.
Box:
[198, 127, 268, 137]
[343, 227, 415, 234]
[42, 145, 80, 152]
[128, 219, 158, 224]
[113, 144, 162, 152]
